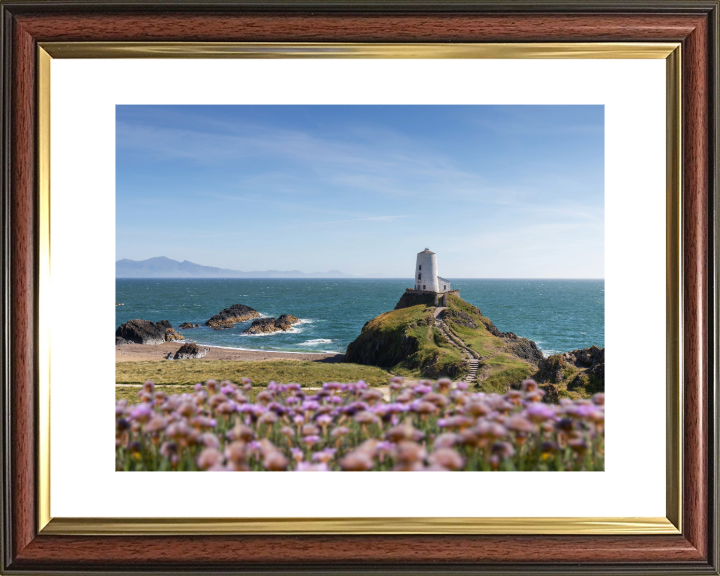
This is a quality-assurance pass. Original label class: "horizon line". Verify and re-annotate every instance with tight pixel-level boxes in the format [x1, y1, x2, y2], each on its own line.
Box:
[116, 276, 605, 280]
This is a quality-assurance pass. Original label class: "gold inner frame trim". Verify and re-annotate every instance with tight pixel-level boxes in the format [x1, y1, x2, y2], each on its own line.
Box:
[41, 516, 678, 536]
[36, 42, 683, 536]
[37, 47, 51, 533]
[40, 41, 679, 59]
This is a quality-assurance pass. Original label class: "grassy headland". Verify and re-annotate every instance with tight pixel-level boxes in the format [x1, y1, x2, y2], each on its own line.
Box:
[344, 292, 543, 392]
[344, 304, 466, 380]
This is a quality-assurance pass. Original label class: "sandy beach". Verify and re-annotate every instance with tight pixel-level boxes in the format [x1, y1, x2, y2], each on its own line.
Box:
[116, 342, 344, 363]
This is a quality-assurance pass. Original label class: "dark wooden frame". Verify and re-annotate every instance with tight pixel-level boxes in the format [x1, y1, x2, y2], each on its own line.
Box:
[1, 1, 718, 573]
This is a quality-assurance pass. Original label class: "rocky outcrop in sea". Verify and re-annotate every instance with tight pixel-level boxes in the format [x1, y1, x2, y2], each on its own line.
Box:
[116, 319, 184, 345]
[164, 328, 184, 341]
[179, 322, 199, 329]
[116, 319, 168, 345]
[206, 304, 260, 328]
[243, 314, 301, 335]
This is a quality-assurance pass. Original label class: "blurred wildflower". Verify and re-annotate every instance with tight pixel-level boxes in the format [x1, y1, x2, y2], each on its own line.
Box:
[117, 376, 604, 472]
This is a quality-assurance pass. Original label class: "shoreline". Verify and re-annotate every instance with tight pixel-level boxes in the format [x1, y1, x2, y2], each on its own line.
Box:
[116, 341, 344, 363]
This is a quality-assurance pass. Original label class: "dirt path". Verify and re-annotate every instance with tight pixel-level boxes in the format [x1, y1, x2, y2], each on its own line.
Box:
[116, 342, 344, 363]
[433, 307, 481, 382]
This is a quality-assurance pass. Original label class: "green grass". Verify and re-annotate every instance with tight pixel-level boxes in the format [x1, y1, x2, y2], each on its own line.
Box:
[480, 363, 534, 393]
[442, 294, 536, 391]
[365, 304, 431, 333]
[116, 359, 393, 388]
[401, 322, 465, 377]
[446, 293, 479, 316]
[117, 385, 286, 403]
[450, 323, 501, 357]
[117, 384, 197, 403]
[566, 371, 604, 396]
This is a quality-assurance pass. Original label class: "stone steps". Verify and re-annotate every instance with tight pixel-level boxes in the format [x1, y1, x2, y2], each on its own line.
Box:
[434, 318, 480, 360]
[465, 359, 480, 383]
[432, 306, 483, 383]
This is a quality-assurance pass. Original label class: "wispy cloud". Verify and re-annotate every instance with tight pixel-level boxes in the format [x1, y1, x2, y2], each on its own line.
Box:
[117, 121, 535, 207]
[116, 105, 604, 277]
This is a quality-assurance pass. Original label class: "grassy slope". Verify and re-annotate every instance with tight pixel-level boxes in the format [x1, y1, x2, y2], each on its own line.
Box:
[116, 359, 392, 388]
[346, 295, 535, 387]
[117, 385, 278, 403]
[443, 294, 535, 393]
[351, 304, 465, 379]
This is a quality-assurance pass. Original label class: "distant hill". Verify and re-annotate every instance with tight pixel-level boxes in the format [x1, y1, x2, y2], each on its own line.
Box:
[116, 257, 363, 279]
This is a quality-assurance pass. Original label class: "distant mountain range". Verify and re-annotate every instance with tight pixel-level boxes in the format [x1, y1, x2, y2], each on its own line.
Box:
[116, 257, 389, 279]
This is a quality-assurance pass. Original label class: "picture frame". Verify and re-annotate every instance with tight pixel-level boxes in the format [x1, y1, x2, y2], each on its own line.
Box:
[1, 1, 717, 573]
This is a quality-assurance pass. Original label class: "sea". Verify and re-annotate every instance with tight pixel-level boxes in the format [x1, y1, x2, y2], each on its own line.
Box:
[115, 279, 604, 357]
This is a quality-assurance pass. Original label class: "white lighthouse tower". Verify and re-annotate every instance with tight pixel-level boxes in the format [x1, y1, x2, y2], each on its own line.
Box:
[415, 248, 439, 291]
[414, 248, 452, 293]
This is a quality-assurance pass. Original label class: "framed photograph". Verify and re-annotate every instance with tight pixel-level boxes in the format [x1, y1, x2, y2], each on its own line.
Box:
[1, 1, 717, 573]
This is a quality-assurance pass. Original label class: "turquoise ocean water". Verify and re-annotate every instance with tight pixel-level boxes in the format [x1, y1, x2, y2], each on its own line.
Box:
[115, 279, 604, 356]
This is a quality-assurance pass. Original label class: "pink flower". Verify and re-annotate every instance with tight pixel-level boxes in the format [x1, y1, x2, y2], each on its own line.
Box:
[130, 403, 153, 423]
[297, 462, 329, 471]
[316, 414, 333, 426]
[197, 447, 223, 470]
[429, 448, 464, 470]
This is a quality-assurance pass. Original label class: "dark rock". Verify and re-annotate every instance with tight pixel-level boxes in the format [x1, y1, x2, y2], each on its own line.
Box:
[115, 319, 166, 345]
[243, 315, 300, 335]
[206, 304, 260, 328]
[588, 362, 604, 381]
[179, 322, 195, 329]
[394, 291, 438, 310]
[115, 336, 130, 345]
[344, 322, 422, 368]
[244, 318, 280, 335]
[537, 354, 566, 383]
[421, 354, 470, 379]
[562, 345, 604, 367]
[536, 346, 605, 389]
[506, 337, 544, 364]
[480, 320, 502, 337]
[164, 328, 184, 341]
[150, 320, 186, 341]
[563, 346, 605, 385]
[174, 342, 209, 360]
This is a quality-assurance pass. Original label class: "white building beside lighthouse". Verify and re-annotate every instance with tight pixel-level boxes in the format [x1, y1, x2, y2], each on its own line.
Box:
[414, 248, 451, 292]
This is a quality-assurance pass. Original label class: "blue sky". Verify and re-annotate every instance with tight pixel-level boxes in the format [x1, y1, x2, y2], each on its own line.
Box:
[116, 105, 604, 278]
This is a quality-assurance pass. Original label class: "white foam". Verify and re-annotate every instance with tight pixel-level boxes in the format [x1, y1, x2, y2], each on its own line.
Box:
[239, 327, 302, 337]
[298, 338, 332, 346]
